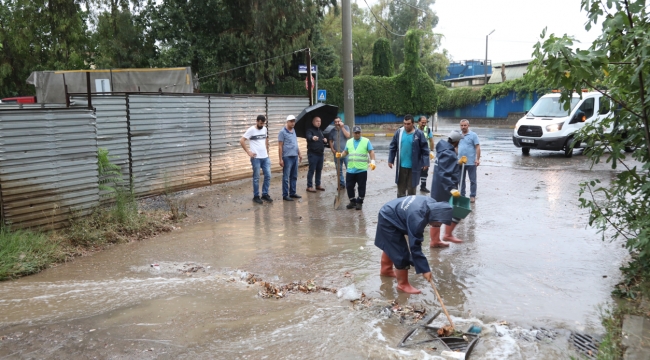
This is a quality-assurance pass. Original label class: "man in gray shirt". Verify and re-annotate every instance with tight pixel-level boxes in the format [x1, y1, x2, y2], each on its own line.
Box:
[278, 115, 303, 201]
[328, 116, 350, 187]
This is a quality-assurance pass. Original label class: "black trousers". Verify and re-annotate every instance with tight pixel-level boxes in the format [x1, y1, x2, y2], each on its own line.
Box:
[346, 171, 367, 203]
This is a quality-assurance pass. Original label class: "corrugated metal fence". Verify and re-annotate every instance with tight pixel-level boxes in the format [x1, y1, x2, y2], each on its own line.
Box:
[0, 94, 308, 228]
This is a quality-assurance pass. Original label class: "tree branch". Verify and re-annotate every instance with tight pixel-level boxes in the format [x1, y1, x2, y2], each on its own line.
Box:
[585, 184, 633, 241]
[582, 78, 644, 119]
[623, 0, 650, 161]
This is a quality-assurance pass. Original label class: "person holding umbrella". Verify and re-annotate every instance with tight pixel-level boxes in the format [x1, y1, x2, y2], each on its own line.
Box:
[430, 130, 465, 247]
[335, 126, 376, 210]
[305, 116, 328, 192]
[375, 195, 453, 294]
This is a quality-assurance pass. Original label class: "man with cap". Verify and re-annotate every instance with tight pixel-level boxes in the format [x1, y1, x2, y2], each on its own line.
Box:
[336, 126, 376, 210]
[329, 116, 350, 188]
[375, 195, 453, 294]
[388, 114, 430, 198]
[278, 115, 303, 201]
[430, 130, 466, 247]
[240, 114, 272, 204]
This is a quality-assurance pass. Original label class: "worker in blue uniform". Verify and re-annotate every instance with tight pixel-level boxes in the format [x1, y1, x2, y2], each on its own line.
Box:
[375, 195, 453, 294]
[430, 130, 465, 247]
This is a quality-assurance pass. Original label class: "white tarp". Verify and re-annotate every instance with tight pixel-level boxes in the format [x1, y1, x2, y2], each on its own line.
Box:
[27, 67, 194, 103]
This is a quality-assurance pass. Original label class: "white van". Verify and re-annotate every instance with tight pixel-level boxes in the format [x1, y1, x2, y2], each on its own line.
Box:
[512, 92, 612, 157]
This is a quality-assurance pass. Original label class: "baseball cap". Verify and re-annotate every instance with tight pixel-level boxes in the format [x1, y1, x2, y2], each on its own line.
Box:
[352, 125, 362, 133]
[448, 130, 464, 142]
[286, 115, 296, 121]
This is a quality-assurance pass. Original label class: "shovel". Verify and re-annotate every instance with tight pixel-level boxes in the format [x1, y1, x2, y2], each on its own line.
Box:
[403, 236, 455, 332]
[333, 155, 344, 209]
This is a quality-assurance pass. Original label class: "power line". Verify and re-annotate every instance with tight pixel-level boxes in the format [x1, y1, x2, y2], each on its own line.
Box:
[198, 48, 309, 81]
[362, 0, 406, 37]
[393, 0, 433, 15]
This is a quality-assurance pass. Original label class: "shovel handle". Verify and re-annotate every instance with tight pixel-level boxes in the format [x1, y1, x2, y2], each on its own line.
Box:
[428, 278, 455, 330]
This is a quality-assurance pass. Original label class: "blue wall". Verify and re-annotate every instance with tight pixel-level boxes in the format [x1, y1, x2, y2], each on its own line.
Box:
[443, 60, 492, 81]
[438, 91, 539, 119]
[338, 113, 428, 124]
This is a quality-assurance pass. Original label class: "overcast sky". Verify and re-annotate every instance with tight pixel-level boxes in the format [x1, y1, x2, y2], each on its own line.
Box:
[360, 0, 601, 63]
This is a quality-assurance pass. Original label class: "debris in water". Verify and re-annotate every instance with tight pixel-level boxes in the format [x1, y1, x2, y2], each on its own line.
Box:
[438, 325, 456, 337]
[337, 284, 361, 300]
[245, 273, 337, 299]
[198, 204, 206, 209]
[351, 296, 427, 324]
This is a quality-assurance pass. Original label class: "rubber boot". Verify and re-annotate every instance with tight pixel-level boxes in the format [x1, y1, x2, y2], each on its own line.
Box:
[380, 252, 396, 277]
[420, 184, 430, 193]
[355, 198, 363, 210]
[395, 269, 421, 294]
[429, 226, 449, 247]
[442, 222, 463, 244]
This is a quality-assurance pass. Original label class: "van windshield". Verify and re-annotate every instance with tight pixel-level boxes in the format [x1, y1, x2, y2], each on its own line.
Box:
[528, 97, 580, 118]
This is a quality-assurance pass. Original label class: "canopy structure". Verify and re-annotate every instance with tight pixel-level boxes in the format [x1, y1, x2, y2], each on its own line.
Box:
[27, 67, 194, 103]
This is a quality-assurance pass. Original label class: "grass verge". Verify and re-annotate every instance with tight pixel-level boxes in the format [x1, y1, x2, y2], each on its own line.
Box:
[1, 190, 174, 281]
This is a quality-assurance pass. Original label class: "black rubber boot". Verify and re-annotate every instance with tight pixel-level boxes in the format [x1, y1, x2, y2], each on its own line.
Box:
[346, 199, 356, 209]
[420, 184, 430, 193]
[355, 198, 363, 210]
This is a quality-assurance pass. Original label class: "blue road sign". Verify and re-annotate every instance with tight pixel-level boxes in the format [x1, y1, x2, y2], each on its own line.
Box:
[317, 90, 327, 101]
[298, 65, 317, 74]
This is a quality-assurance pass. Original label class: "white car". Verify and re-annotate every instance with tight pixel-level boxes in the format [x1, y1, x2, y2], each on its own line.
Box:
[513, 92, 612, 157]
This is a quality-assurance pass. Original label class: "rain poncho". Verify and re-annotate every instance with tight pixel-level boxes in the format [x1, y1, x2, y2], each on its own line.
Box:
[431, 140, 461, 203]
[375, 196, 453, 274]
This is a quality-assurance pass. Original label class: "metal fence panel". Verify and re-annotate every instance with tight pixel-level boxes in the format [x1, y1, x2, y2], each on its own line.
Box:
[0, 109, 98, 229]
[128, 95, 210, 196]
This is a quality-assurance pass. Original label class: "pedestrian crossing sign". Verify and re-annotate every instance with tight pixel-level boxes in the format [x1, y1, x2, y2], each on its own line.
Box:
[317, 90, 327, 102]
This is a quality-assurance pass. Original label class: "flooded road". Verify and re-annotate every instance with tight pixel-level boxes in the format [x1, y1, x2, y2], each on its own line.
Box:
[0, 126, 628, 359]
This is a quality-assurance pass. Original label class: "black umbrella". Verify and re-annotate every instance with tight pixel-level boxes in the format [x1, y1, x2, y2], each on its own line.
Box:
[294, 103, 339, 138]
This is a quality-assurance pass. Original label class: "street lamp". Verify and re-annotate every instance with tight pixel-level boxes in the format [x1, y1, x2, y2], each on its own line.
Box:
[485, 29, 495, 86]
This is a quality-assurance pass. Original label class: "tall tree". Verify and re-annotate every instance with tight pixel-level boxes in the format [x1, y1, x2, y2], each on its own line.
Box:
[388, 0, 438, 68]
[0, 0, 89, 97]
[153, 0, 336, 93]
[372, 37, 394, 76]
[93, 7, 156, 68]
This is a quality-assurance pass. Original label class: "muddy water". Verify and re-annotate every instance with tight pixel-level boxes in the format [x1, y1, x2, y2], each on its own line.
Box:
[0, 128, 628, 359]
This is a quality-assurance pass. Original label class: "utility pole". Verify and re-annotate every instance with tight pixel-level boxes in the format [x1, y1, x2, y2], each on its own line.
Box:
[307, 48, 313, 105]
[484, 29, 495, 86]
[342, 0, 355, 127]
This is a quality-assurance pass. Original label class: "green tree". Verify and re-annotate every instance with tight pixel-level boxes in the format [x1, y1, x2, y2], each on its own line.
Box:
[0, 0, 90, 97]
[372, 37, 394, 76]
[532, 0, 650, 297]
[153, 0, 335, 94]
[388, 0, 438, 68]
[93, 7, 156, 68]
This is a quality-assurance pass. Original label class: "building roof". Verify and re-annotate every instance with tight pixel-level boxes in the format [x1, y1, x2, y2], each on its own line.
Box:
[442, 74, 488, 82]
[488, 59, 532, 84]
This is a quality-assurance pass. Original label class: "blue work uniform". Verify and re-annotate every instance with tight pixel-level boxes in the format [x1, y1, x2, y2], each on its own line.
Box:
[374, 196, 453, 274]
[431, 140, 460, 204]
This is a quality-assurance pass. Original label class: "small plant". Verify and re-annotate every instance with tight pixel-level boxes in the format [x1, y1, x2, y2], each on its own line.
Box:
[97, 148, 123, 196]
[0, 226, 63, 280]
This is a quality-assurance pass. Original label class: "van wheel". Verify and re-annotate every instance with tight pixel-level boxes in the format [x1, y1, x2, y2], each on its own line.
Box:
[624, 145, 637, 153]
[564, 138, 574, 158]
[522, 147, 530, 155]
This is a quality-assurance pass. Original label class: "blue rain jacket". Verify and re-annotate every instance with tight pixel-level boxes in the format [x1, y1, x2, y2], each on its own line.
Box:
[431, 140, 460, 203]
[388, 127, 430, 188]
[375, 196, 453, 274]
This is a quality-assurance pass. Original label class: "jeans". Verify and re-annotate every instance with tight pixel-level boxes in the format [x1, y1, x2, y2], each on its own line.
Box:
[282, 156, 298, 197]
[460, 164, 477, 197]
[332, 153, 348, 185]
[307, 152, 323, 188]
[250, 157, 271, 197]
[346, 171, 367, 202]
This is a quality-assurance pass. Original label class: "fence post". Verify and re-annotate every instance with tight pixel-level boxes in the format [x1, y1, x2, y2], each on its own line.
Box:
[125, 94, 134, 193]
[208, 95, 213, 184]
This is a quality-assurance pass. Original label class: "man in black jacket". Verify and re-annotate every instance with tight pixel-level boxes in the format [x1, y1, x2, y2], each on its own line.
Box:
[306, 116, 328, 192]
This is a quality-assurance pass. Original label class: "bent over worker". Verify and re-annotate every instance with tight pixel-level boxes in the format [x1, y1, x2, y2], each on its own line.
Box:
[336, 126, 376, 210]
[375, 195, 453, 294]
[430, 130, 464, 247]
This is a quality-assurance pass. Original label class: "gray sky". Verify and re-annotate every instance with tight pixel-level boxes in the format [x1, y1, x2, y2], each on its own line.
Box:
[360, 0, 601, 63]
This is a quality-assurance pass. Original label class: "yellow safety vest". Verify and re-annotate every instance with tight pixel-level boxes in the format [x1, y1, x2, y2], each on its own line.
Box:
[420, 125, 430, 139]
[347, 137, 370, 171]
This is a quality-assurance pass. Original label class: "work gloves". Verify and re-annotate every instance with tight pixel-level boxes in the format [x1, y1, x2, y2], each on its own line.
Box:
[369, 160, 376, 171]
[450, 189, 461, 198]
[458, 156, 468, 165]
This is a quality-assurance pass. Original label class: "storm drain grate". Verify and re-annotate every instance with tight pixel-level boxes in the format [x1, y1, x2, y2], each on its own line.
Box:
[570, 332, 599, 359]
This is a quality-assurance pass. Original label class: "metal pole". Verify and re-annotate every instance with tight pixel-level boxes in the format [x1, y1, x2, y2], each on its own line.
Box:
[307, 48, 313, 106]
[342, 0, 355, 127]
[485, 30, 495, 86]
[86, 71, 93, 110]
[315, 65, 319, 103]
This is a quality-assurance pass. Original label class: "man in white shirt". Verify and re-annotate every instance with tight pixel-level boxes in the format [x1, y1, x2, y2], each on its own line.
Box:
[240, 115, 273, 204]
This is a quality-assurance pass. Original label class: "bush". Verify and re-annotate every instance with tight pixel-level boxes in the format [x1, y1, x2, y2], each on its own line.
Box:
[0, 226, 64, 280]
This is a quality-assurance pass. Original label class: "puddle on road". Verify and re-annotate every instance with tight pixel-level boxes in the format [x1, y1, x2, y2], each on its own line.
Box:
[0, 129, 629, 359]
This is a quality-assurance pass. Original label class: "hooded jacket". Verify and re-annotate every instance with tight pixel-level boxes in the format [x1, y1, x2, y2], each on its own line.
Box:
[388, 127, 430, 188]
[430, 140, 461, 203]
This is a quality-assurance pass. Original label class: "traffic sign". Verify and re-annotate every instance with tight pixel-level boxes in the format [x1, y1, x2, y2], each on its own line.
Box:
[317, 90, 327, 101]
[298, 65, 317, 74]
[305, 76, 315, 90]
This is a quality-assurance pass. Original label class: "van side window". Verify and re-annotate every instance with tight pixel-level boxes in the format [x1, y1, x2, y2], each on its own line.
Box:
[579, 98, 595, 119]
[599, 98, 611, 115]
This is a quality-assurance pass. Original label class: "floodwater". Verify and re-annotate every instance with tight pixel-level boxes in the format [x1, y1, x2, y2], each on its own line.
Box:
[0, 126, 629, 359]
